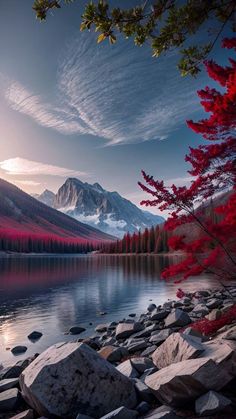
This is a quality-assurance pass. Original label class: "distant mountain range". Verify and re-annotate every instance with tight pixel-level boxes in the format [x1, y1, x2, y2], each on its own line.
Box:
[0, 178, 113, 242]
[35, 178, 164, 237]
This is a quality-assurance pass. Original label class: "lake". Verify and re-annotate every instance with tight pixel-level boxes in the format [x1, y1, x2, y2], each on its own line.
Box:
[0, 254, 220, 367]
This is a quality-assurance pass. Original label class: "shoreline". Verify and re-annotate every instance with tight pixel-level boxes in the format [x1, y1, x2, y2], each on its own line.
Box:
[0, 285, 236, 418]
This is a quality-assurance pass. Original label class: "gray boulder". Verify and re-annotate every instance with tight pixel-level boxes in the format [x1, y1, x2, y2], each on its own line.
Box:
[147, 304, 156, 312]
[145, 357, 232, 406]
[130, 357, 154, 374]
[20, 342, 137, 418]
[116, 322, 144, 340]
[149, 329, 172, 345]
[100, 406, 137, 418]
[27, 331, 43, 341]
[116, 360, 139, 378]
[206, 298, 221, 309]
[141, 346, 157, 357]
[0, 388, 19, 412]
[195, 390, 231, 416]
[165, 309, 191, 328]
[152, 333, 205, 369]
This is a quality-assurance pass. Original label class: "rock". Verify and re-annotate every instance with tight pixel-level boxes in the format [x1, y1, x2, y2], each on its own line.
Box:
[76, 415, 94, 419]
[0, 362, 27, 379]
[133, 379, 155, 403]
[142, 405, 179, 418]
[222, 325, 236, 340]
[150, 310, 169, 321]
[129, 313, 136, 318]
[130, 357, 154, 374]
[206, 298, 221, 309]
[81, 337, 100, 350]
[95, 324, 110, 333]
[183, 327, 204, 341]
[116, 360, 139, 378]
[99, 312, 107, 316]
[127, 339, 148, 353]
[0, 388, 20, 412]
[206, 309, 222, 321]
[0, 378, 19, 392]
[149, 329, 172, 344]
[20, 342, 137, 418]
[152, 333, 205, 369]
[165, 309, 191, 328]
[191, 304, 209, 317]
[116, 322, 144, 340]
[147, 304, 156, 312]
[195, 390, 232, 416]
[27, 331, 42, 341]
[69, 326, 86, 335]
[145, 357, 228, 406]
[11, 346, 27, 355]
[100, 406, 137, 418]
[141, 346, 157, 357]
[136, 401, 150, 415]
[195, 290, 211, 298]
[98, 346, 128, 363]
[10, 409, 34, 419]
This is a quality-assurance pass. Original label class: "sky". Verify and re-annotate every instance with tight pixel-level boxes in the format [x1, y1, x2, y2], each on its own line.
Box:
[0, 0, 232, 214]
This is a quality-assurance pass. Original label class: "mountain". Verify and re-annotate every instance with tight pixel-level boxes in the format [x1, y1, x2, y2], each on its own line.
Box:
[36, 189, 55, 207]
[0, 178, 113, 242]
[50, 178, 164, 237]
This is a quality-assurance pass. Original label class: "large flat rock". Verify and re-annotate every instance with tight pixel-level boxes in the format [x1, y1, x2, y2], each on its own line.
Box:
[145, 356, 232, 406]
[20, 342, 137, 418]
[152, 333, 205, 369]
[115, 322, 144, 339]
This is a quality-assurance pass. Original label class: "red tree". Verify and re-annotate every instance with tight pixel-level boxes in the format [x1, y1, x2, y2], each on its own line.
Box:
[139, 38, 236, 283]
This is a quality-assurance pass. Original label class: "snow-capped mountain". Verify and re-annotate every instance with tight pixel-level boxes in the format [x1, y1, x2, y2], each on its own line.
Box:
[48, 178, 164, 237]
[36, 189, 56, 207]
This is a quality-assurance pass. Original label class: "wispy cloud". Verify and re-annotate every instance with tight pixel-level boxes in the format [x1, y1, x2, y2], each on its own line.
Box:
[3, 34, 205, 145]
[0, 157, 88, 177]
[14, 180, 41, 186]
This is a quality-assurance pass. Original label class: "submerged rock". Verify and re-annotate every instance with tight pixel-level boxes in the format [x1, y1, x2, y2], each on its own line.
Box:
[27, 331, 43, 341]
[69, 326, 86, 335]
[11, 346, 27, 355]
[20, 342, 137, 418]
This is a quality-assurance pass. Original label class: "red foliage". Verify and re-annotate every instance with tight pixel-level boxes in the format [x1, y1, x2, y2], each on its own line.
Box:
[139, 38, 236, 282]
[190, 304, 236, 336]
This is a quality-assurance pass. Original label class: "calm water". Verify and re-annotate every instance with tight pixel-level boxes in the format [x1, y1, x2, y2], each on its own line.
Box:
[0, 254, 220, 366]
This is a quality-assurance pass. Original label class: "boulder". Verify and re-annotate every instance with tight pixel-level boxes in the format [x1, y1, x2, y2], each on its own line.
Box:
[95, 324, 110, 333]
[152, 333, 205, 369]
[141, 346, 157, 357]
[100, 406, 137, 418]
[222, 325, 236, 341]
[116, 360, 139, 378]
[127, 339, 148, 353]
[191, 304, 209, 317]
[76, 415, 94, 419]
[206, 309, 222, 321]
[69, 326, 86, 335]
[183, 327, 203, 340]
[130, 358, 154, 374]
[142, 405, 180, 418]
[27, 331, 43, 341]
[11, 346, 27, 355]
[164, 309, 191, 328]
[133, 379, 156, 403]
[20, 342, 137, 418]
[150, 310, 169, 321]
[98, 346, 128, 363]
[145, 357, 232, 406]
[195, 390, 231, 416]
[116, 322, 144, 340]
[0, 388, 19, 412]
[206, 298, 221, 309]
[10, 409, 34, 419]
[149, 329, 172, 344]
[0, 378, 19, 392]
[147, 304, 156, 312]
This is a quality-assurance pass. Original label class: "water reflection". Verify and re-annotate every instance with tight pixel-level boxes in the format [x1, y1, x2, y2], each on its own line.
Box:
[0, 254, 219, 366]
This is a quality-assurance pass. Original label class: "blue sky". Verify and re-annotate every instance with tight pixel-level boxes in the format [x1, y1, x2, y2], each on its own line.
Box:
[0, 0, 232, 214]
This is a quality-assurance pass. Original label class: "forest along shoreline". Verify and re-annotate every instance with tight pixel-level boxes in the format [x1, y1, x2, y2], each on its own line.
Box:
[1, 285, 236, 418]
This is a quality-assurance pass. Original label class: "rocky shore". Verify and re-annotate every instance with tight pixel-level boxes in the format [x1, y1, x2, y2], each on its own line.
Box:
[1, 285, 236, 419]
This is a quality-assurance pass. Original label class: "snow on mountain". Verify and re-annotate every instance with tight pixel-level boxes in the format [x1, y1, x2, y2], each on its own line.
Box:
[48, 178, 164, 238]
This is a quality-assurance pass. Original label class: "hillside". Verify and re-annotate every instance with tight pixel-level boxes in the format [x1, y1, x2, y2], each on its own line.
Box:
[0, 178, 114, 242]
